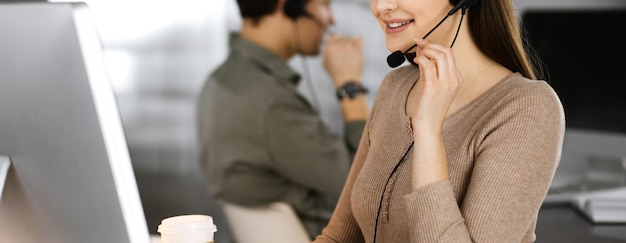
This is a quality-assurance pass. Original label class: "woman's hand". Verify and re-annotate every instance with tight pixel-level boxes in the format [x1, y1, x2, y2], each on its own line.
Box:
[409, 38, 463, 132]
[408, 38, 460, 190]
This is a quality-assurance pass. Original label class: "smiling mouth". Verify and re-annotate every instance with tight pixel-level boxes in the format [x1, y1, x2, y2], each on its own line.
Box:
[387, 20, 414, 29]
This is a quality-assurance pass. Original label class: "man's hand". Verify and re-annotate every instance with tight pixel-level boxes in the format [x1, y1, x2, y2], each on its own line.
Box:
[323, 34, 364, 88]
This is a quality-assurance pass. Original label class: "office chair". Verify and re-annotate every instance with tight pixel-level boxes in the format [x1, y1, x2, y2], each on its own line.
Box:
[220, 201, 310, 243]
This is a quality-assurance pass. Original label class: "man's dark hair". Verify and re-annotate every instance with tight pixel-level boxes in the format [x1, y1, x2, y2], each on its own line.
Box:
[236, 0, 280, 24]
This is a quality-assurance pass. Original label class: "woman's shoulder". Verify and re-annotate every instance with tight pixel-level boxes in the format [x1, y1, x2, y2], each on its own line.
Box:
[465, 73, 565, 141]
[487, 73, 564, 123]
[501, 73, 562, 106]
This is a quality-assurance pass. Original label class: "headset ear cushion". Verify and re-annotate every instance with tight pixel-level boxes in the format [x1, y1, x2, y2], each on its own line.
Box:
[450, 0, 479, 8]
[466, 0, 479, 7]
[284, 0, 305, 20]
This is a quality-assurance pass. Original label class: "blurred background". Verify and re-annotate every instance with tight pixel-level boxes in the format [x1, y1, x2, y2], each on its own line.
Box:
[28, 0, 626, 242]
[70, 1, 391, 241]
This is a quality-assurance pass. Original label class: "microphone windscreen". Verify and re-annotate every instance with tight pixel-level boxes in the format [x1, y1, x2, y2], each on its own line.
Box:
[387, 50, 405, 68]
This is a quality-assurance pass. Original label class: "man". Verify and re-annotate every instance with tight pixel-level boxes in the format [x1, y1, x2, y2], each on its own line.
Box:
[197, 0, 369, 238]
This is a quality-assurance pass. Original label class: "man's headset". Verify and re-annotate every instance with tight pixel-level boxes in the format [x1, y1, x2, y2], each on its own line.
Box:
[386, 0, 479, 68]
[284, 0, 326, 29]
[283, 0, 327, 113]
[284, 0, 306, 19]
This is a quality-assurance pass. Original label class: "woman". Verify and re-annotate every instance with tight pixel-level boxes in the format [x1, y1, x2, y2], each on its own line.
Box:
[313, 0, 565, 242]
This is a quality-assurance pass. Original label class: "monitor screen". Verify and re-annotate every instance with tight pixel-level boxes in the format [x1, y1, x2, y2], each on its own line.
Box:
[523, 10, 626, 134]
[0, 2, 150, 243]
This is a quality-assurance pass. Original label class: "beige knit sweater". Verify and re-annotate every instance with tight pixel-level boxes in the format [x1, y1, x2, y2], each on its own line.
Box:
[313, 66, 565, 243]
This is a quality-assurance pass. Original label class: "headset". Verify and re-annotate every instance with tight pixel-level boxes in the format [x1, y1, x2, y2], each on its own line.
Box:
[282, 0, 322, 112]
[284, 0, 327, 29]
[449, 0, 479, 15]
[282, 0, 329, 113]
[284, 0, 307, 20]
[386, 0, 479, 68]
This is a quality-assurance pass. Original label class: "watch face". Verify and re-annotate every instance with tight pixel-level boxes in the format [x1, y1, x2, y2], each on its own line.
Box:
[345, 82, 360, 98]
[337, 81, 367, 100]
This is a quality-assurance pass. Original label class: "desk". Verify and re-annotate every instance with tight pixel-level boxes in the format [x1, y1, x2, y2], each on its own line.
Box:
[536, 205, 626, 242]
[137, 172, 626, 243]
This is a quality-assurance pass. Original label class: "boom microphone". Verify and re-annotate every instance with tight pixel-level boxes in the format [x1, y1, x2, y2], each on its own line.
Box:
[386, 1, 471, 68]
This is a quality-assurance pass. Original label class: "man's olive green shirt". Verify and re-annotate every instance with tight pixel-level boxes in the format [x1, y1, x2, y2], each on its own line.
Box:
[197, 33, 365, 237]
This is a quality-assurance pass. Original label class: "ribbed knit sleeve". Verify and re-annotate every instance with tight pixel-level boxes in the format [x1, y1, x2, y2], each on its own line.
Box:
[403, 81, 565, 242]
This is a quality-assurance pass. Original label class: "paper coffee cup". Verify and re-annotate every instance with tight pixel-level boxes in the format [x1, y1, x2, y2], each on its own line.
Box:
[158, 214, 217, 243]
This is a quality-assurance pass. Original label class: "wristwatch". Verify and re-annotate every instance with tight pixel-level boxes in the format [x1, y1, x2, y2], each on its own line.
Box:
[336, 81, 368, 100]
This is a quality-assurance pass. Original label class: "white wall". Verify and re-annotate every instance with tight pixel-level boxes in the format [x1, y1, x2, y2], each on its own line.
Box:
[82, 0, 236, 175]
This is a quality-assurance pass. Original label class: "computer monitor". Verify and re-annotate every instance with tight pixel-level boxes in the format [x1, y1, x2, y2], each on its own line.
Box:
[0, 2, 150, 243]
[522, 9, 626, 191]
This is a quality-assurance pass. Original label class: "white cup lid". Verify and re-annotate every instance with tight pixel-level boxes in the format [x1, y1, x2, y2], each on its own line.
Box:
[158, 214, 217, 234]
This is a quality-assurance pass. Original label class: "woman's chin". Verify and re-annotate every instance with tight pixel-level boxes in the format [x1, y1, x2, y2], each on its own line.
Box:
[386, 39, 413, 53]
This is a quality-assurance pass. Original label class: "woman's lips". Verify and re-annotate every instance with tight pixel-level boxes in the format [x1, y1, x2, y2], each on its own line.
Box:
[385, 20, 413, 34]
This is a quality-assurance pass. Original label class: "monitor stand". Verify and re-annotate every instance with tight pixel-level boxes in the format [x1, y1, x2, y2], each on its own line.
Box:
[0, 155, 10, 202]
